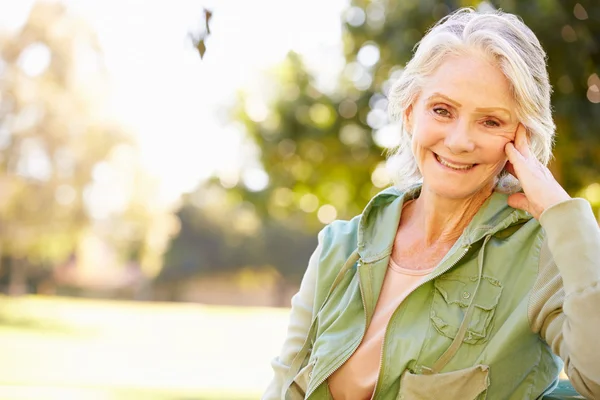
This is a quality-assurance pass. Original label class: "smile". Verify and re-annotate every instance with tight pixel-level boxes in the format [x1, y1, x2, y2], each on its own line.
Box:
[434, 153, 477, 171]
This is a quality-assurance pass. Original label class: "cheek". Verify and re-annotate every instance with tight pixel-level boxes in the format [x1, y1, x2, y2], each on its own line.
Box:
[481, 140, 510, 168]
[411, 132, 434, 163]
[411, 117, 442, 150]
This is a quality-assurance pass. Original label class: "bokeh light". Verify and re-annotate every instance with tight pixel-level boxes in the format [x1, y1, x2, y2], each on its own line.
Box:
[357, 43, 380, 68]
[317, 204, 337, 223]
[17, 42, 50, 77]
[242, 168, 269, 192]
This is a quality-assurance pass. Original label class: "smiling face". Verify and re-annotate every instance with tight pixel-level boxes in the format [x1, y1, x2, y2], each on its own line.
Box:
[406, 53, 519, 201]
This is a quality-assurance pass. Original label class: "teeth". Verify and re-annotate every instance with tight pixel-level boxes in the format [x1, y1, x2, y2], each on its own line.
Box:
[436, 154, 474, 170]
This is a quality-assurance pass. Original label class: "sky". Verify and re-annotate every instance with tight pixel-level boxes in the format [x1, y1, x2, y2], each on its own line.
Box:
[0, 0, 348, 205]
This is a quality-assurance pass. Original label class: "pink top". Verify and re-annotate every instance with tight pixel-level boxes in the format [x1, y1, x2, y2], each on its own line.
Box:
[327, 256, 434, 400]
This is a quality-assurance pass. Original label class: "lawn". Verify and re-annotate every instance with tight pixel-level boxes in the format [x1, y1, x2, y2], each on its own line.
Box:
[0, 295, 580, 400]
[0, 295, 290, 400]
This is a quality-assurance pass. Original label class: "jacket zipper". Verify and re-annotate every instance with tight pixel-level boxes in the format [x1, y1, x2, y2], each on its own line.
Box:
[369, 243, 471, 399]
[419, 243, 471, 285]
[305, 259, 370, 399]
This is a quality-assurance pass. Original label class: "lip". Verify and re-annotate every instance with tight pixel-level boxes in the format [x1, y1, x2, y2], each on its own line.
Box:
[435, 153, 475, 166]
[433, 152, 478, 172]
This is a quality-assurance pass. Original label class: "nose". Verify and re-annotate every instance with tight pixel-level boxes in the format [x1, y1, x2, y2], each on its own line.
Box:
[444, 120, 475, 154]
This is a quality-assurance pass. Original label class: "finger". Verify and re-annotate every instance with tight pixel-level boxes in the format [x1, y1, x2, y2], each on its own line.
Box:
[507, 192, 529, 212]
[505, 142, 526, 167]
[515, 124, 532, 158]
[505, 142, 531, 181]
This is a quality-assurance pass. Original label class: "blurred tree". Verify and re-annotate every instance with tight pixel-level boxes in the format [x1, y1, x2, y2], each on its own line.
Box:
[159, 179, 317, 291]
[90, 144, 180, 282]
[230, 52, 387, 227]
[232, 0, 600, 219]
[173, 0, 599, 296]
[0, 2, 129, 294]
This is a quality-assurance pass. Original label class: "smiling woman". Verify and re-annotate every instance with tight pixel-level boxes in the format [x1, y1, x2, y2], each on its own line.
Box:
[387, 11, 555, 196]
[263, 8, 600, 400]
[406, 55, 518, 202]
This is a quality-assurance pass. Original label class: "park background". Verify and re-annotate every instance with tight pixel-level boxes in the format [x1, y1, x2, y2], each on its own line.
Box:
[0, 0, 598, 399]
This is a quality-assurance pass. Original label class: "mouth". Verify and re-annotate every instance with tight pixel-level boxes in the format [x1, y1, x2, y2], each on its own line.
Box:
[434, 153, 477, 171]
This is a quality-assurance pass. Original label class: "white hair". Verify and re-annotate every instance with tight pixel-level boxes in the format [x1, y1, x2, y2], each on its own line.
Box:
[387, 8, 554, 193]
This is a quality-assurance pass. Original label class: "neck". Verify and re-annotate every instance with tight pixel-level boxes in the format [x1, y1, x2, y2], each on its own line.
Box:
[405, 184, 493, 246]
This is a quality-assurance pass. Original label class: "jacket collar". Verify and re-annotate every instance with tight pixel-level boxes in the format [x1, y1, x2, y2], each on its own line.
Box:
[357, 184, 532, 263]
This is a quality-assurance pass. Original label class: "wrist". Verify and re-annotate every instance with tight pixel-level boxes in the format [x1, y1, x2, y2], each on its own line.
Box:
[542, 189, 571, 213]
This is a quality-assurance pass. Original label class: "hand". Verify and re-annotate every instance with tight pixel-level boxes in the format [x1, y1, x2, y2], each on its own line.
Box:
[504, 124, 570, 220]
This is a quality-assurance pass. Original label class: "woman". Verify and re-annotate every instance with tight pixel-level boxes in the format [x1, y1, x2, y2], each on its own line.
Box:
[263, 8, 600, 400]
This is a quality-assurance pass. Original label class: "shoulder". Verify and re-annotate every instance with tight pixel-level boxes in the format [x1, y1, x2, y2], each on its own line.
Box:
[319, 216, 361, 256]
[302, 215, 360, 318]
[318, 185, 408, 262]
[316, 215, 361, 282]
[318, 185, 406, 257]
[311, 186, 413, 305]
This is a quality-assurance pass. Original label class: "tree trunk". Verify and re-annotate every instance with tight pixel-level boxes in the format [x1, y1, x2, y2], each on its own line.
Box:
[273, 275, 290, 307]
[8, 258, 27, 296]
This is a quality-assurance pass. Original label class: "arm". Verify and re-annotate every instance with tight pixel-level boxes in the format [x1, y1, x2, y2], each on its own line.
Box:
[528, 198, 600, 399]
[261, 229, 325, 400]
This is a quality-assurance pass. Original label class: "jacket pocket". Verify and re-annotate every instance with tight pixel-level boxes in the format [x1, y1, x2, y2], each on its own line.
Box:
[285, 359, 316, 400]
[430, 275, 503, 345]
[397, 364, 490, 400]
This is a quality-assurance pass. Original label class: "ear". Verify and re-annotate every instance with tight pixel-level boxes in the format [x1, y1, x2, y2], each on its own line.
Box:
[403, 105, 414, 134]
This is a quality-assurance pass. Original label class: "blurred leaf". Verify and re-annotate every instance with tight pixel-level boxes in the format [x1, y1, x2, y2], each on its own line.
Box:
[197, 39, 206, 59]
[204, 8, 212, 34]
[191, 8, 212, 59]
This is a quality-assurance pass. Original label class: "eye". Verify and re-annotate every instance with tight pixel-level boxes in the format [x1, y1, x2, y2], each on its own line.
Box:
[433, 107, 451, 117]
[483, 119, 501, 128]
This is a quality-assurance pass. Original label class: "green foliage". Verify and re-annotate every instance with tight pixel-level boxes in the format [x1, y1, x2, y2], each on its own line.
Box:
[235, 0, 592, 226]
[241, 0, 599, 210]
[232, 52, 386, 224]
[177, 1, 600, 283]
[160, 180, 318, 283]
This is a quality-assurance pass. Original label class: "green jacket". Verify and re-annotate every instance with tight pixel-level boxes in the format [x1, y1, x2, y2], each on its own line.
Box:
[264, 185, 600, 399]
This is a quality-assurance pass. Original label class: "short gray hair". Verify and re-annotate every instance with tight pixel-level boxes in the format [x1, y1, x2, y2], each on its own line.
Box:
[387, 8, 554, 193]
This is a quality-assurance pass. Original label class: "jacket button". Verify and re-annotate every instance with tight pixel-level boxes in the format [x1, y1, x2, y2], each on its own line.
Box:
[462, 291, 471, 299]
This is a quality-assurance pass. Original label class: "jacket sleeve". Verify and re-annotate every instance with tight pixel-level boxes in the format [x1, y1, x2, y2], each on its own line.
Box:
[528, 198, 600, 398]
[261, 228, 325, 400]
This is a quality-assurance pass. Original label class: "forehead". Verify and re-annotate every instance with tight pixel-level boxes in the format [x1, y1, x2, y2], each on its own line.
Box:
[419, 54, 515, 110]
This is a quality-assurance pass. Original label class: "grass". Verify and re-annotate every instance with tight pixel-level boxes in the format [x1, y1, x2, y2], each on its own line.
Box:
[0, 295, 291, 400]
[0, 295, 579, 400]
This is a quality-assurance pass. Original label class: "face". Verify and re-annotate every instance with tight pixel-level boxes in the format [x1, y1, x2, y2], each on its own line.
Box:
[406, 54, 519, 201]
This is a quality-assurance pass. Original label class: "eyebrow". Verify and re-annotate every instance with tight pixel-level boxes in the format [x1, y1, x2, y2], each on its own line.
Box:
[427, 92, 512, 117]
[428, 93, 462, 107]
